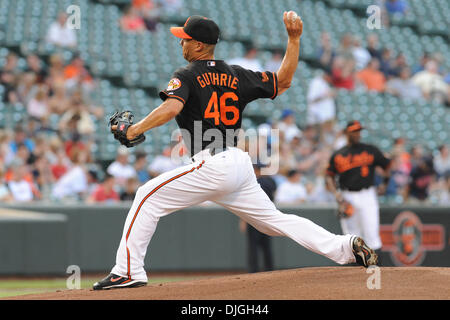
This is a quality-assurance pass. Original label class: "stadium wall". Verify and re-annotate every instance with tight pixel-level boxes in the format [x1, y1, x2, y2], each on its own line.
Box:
[0, 204, 449, 275]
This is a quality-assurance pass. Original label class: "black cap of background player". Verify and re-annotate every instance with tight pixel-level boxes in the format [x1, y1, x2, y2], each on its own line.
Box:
[345, 120, 364, 133]
[170, 15, 220, 45]
[287, 169, 300, 178]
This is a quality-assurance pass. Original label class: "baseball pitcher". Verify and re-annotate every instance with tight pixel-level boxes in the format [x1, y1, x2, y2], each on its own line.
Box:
[94, 12, 377, 290]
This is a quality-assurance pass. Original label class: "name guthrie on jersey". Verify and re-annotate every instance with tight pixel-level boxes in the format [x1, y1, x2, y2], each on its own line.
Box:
[196, 71, 239, 89]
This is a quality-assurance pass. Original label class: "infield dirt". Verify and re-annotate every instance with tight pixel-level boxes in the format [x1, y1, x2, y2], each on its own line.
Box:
[4, 267, 450, 300]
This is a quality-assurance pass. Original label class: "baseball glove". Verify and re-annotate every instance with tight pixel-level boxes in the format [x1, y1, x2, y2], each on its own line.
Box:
[109, 110, 146, 148]
[336, 198, 354, 219]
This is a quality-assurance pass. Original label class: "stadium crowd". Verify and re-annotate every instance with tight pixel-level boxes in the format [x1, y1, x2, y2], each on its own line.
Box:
[0, 4, 449, 205]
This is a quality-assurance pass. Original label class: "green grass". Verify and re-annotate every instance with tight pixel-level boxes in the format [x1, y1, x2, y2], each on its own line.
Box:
[0, 276, 205, 298]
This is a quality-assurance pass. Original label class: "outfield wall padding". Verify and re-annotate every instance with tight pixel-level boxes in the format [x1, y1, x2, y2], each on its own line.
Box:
[0, 204, 448, 275]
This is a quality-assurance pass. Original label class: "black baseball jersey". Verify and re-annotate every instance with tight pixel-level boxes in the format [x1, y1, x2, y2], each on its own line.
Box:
[326, 143, 390, 191]
[159, 60, 278, 156]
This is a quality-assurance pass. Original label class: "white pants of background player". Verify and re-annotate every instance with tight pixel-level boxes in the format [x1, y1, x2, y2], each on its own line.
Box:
[111, 147, 357, 281]
[340, 187, 382, 250]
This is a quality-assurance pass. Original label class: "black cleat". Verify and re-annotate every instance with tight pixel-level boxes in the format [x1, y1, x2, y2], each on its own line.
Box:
[352, 236, 378, 267]
[93, 274, 147, 290]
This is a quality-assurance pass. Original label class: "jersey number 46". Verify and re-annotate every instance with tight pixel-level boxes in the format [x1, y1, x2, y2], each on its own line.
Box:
[204, 91, 239, 126]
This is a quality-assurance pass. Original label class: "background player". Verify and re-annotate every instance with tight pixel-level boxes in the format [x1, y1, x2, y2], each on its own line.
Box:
[326, 120, 391, 261]
[93, 12, 377, 290]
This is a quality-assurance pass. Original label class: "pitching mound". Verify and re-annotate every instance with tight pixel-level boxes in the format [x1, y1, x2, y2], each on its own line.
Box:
[6, 267, 450, 300]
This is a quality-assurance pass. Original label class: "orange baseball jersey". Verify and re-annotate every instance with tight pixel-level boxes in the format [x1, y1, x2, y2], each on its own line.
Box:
[159, 60, 278, 156]
[327, 143, 390, 191]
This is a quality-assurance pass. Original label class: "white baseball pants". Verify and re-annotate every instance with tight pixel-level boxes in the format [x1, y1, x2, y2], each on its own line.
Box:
[341, 187, 382, 250]
[111, 147, 356, 281]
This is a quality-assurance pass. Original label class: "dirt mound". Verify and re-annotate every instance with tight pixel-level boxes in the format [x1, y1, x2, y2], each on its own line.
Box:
[5, 267, 450, 300]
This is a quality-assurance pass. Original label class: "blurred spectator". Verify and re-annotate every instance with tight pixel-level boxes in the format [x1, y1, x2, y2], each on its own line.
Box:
[429, 173, 450, 205]
[16, 143, 33, 166]
[366, 33, 382, 61]
[331, 56, 355, 90]
[32, 155, 54, 201]
[87, 173, 120, 203]
[228, 47, 263, 72]
[132, 0, 154, 12]
[107, 146, 137, 187]
[264, 50, 283, 73]
[336, 33, 354, 60]
[0, 130, 15, 167]
[27, 85, 49, 121]
[25, 54, 48, 83]
[46, 12, 77, 48]
[275, 169, 307, 205]
[307, 70, 336, 142]
[385, 0, 408, 16]
[433, 145, 450, 178]
[411, 52, 431, 75]
[51, 148, 70, 180]
[352, 36, 371, 71]
[120, 6, 146, 33]
[275, 109, 302, 144]
[296, 137, 325, 179]
[0, 52, 19, 103]
[30, 135, 51, 161]
[132, 0, 160, 32]
[444, 72, 450, 85]
[48, 79, 71, 115]
[384, 155, 410, 199]
[7, 161, 34, 202]
[411, 60, 448, 103]
[9, 126, 34, 154]
[379, 48, 394, 78]
[47, 54, 66, 84]
[388, 53, 408, 78]
[409, 144, 425, 171]
[134, 151, 150, 184]
[59, 91, 96, 136]
[0, 167, 13, 202]
[86, 169, 100, 196]
[385, 67, 423, 100]
[155, 0, 183, 15]
[406, 157, 435, 202]
[63, 129, 90, 164]
[305, 163, 335, 203]
[277, 138, 298, 177]
[64, 54, 95, 93]
[332, 128, 347, 151]
[148, 143, 181, 177]
[1, 52, 19, 75]
[390, 137, 411, 172]
[120, 177, 139, 201]
[51, 150, 89, 201]
[356, 58, 386, 92]
[17, 72, 38, 106]
[317, 32, 336, 69]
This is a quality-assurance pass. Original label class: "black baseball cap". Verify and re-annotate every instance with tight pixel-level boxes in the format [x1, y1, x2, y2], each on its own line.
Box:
[287, 169, 300, 178]
[170, 15, 220, 45]
[345, 120, 364, 133]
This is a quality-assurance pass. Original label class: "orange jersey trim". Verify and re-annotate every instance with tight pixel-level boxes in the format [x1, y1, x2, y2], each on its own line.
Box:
[271, 72, 278, 99]
[165, 94, 186, 105]
[125, 160, 205, 277]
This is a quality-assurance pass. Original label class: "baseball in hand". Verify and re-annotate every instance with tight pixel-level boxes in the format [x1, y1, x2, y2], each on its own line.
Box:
[287, 11, 298, 22]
